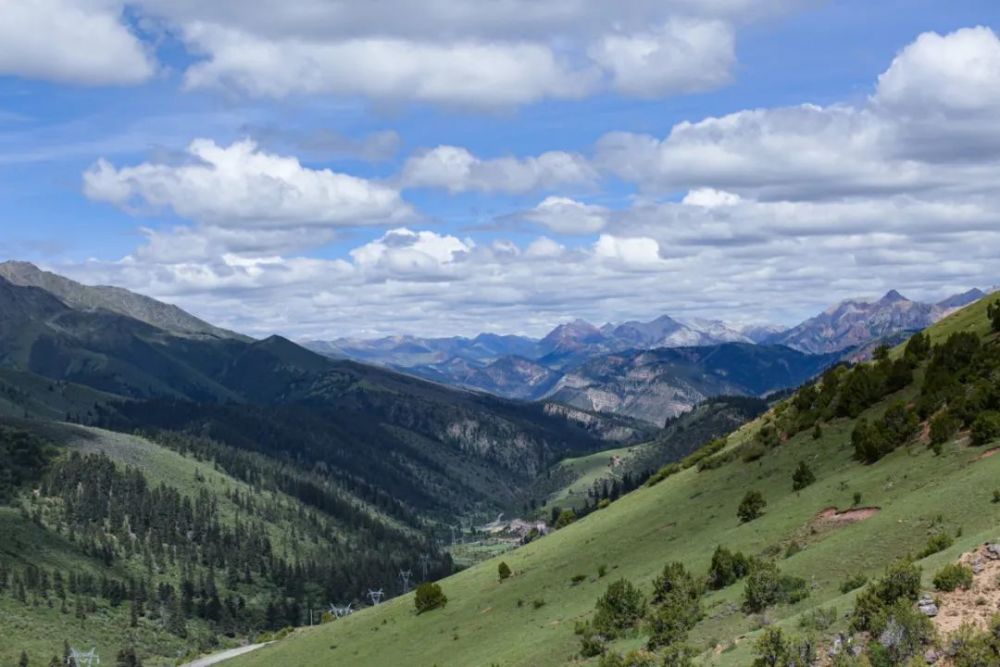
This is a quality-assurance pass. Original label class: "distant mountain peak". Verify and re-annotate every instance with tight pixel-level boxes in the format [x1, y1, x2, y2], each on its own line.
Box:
[879, 289, 908, 303]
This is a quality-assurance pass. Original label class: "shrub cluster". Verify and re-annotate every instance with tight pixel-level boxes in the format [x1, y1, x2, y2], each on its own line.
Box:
[851, 400, 919, 463]
[741, 561, 809, 613]
[933, 563, 973, 592]
[707, 546, 753, 590]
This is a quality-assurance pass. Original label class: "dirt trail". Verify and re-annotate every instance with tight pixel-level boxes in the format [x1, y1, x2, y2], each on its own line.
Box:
[178, 642, 273, 667]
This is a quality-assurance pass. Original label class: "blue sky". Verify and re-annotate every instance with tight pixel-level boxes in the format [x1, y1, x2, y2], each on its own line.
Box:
[1, 0, 999, 339]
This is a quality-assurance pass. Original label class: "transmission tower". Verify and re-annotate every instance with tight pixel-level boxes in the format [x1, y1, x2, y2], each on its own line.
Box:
[399, 568, 413, 593]
[70, 648, 100, 667]
[367, 588, 384, 605]
[418, 553, 432, 579]
[329, 602, 353, 618]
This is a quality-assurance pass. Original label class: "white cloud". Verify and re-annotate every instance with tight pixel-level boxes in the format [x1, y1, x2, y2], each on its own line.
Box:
[596, 27, 1000, 199]
[589, 18, 734, 96]
[350, 228, 472, 277]
[522, 196, 609, 234]
[682, 188, 742, 207]
[180, 23, 597, 107]
[875, 26, 1000, 116]
[83, 138, 412, 227]
[400, 146, 596, 194]
[53, 24, 1000, 339]
[593, 234, 663, 267]
[133, 0, 792, 107]
[0, 0, 155, 85]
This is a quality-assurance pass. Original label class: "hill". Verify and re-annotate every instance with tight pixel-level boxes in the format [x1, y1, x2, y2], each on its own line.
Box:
[0, 261, 245, 341]
[230, 293, 1000, 667]
[0, 419, 446, 667]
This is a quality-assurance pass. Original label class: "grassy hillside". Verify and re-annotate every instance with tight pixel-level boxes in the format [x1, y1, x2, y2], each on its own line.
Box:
[0, 421, 436, 667]
[231, 294, 1000, 667]
[536, 397, 767, 514]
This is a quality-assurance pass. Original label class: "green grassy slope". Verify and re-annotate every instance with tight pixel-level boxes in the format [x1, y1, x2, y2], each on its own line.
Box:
[0, 422, 358, 667]
[232, 296, 1000, 667]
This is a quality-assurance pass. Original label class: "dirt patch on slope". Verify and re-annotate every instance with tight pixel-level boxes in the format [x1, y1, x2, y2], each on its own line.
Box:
[932, 544, 1000, 636]
[974, 447, 1000, 461]
[811, 506, 880, 530]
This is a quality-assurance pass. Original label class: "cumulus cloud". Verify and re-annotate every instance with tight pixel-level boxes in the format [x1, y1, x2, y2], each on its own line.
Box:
[83, 138, 412, 227]
[0, 0, 155, 85]
[400, 146, 597, 194]
[521, 197, 609, 234]
[56, 25, 1000, 339]
[130, 0, 792, 107]
[179, 24, 597, 107]
[596, 27, 1000, 199]
[350, 228, 472, 278]
[589, 18, 735, 96]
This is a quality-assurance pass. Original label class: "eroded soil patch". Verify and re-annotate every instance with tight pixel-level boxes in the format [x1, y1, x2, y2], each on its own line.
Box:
[811, 506, 881, 530]
[932, 544, 1000, 636]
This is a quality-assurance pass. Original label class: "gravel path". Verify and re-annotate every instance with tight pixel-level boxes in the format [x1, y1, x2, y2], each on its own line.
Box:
[179, 642, 272, 667]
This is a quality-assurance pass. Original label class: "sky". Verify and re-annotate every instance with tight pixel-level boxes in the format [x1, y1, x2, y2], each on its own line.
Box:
[1, 0, 999, 340]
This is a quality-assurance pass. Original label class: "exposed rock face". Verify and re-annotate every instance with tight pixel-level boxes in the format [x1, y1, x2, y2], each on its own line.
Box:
[764, 289, 988, 354]
[542, 343, 836, 425]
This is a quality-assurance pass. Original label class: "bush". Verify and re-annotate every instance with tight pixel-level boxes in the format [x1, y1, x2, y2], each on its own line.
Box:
[741, 561, 809, 613]
[570, 573, 587, 585]
[555, 508, 577, 528]
[738, 490, 767, 523]
[791, 461, 815, 491]
[681, 437, 728, 469]
[707, 545, 752, 590]
[917, 532, 954, 559]
[751, 627, 816, 667]
[597, 649, 658, 667]
[647, 562, 703, 649]
[592, 579, 646, 638]
[799, 605, 837, 632]
[971, 411, 1000, 446]
[869, 600, 934, 665]
[851, 559, 921, 633]
[414, 582, 448, 614]
[498, 561, 511, 581]
[812, 423, 822, 440]
[840, 573, 868, 594]
[951, 615, 1000, 666]
[576, 621, 606, 658]
[645, 463, 681, 487]
[929, 411, 960, 446]
[933, 563, 974, 592]
[988, 299, 1000, 333]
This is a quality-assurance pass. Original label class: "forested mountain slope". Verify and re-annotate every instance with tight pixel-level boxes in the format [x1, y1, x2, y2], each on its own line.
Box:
[231, 294, 1000, 667]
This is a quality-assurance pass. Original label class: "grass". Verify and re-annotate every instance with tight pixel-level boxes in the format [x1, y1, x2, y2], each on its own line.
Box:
[540, 444, 640, 513]
[230, 296, 1000, 667]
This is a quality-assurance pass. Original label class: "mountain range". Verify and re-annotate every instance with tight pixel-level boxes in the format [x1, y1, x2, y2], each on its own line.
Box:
[304, 286, 986, 422]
